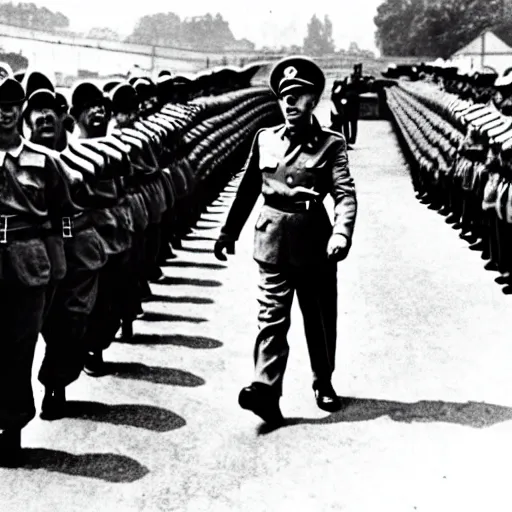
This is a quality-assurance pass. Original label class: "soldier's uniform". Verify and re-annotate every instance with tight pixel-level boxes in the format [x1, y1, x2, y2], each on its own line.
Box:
[343, 63, 364, 145]
[69, 82, 134, 375]
[215, 57, 357, 423]
[0, 77, 69, 463]
[19, 73, 110, 416]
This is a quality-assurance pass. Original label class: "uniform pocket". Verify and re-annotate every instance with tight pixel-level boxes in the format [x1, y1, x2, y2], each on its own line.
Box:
[255, 214, 271, 231]
[5, 238, 51, 287]
[68, 227, 108, 271]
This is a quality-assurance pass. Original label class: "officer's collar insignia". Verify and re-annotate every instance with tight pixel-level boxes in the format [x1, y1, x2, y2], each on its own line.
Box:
[283, 66, 298, 79]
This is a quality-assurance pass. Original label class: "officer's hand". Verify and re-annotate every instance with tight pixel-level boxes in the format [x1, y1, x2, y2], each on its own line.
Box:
[327, 234, 350, 262]
[289, 186, 320, 201]
[214, 239, 235, 261]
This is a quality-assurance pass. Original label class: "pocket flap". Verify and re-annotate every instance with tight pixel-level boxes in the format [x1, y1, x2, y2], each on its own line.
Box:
[255, 215, 271, 231]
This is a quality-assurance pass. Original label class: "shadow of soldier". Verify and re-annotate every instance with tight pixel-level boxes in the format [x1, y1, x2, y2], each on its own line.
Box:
[164, 260, 227, 270]
[173, 247, 213, 254]
[258, 397, 512, 435]
[18, 449, 149, 483]
[143, 294, 214, 305]
[136, 311, 208, 323]
[157, 276, 222, 287]
[103, 362, 206, 387]
[115, 333, 223, 349]
[63, 401, 186, 432]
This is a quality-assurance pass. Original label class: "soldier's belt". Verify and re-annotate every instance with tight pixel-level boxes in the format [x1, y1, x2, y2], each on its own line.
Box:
[0, 215, 52, 244]
[264, 196, 317, 213]
[61, 212, 93, 239]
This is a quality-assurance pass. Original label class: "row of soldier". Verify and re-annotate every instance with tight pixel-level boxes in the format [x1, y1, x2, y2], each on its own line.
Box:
[0, 61, 274, 466]
[383, 62, 512, 117]
[385, 66, 512, 293]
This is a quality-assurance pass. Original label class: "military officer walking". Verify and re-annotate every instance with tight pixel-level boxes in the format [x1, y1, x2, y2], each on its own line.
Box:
[214, 56, 357, 424]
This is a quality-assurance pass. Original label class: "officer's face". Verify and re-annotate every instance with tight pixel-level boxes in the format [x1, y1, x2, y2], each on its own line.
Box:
[0, 103, 21, 132]
[278, 92, 318, 126]
[28, 109, 58, 144]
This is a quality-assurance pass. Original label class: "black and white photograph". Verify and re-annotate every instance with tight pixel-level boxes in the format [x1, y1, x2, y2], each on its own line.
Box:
[0, 0, 511, 510]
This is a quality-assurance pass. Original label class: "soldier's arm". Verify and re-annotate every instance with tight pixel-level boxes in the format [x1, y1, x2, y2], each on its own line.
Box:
[45, 152, 76, 223]
[329, 135, 357, 245]
[218, 131, 263, 242]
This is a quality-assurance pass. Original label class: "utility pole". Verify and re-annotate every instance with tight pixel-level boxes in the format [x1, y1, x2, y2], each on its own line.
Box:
[150, 44, 156, 76]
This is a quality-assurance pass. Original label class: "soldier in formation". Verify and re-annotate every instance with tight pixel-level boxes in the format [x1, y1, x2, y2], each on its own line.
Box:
[385, 62, 512, 293]
[0, 61, 280, 466]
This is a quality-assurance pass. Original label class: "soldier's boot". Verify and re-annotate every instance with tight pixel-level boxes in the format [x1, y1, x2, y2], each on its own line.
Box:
[495, 272, 511, 285]
[313, 381, 342, 412]
[40, 386, 67, 421]
[83, 350, 108, 377]
[0, 429, 22, 467]
[238, 383, 284, 425]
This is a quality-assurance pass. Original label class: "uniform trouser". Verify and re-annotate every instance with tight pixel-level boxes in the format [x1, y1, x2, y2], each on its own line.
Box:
[39, 266, 99, 388]
[0, 282, 46, 431]
[143, 222, 162, 280]
[253, 262, 338, 396]
[84, 249, 135, 353]
[343, 118, 359, 145]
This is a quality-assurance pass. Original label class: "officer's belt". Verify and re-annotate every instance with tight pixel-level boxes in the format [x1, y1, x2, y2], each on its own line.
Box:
[0, 215, 52, 244]
[264, 196, 317, 213]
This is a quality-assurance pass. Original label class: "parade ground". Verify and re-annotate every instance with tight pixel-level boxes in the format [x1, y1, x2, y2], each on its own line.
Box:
[2, 110, 512, 511]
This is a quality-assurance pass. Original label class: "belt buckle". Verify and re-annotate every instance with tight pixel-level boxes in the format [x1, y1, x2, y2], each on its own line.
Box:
[304, 200, 310, 211]
[0, 215, 6, 244]
[62, 217, 73, 238]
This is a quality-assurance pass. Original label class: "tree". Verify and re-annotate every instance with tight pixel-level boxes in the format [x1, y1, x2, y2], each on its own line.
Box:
[88, 27, 120, 41]
[126, 11, 248, 50]
[374, 0, 502, 57]
[0, 2, 69, 31]
[303, 14, 335, 56]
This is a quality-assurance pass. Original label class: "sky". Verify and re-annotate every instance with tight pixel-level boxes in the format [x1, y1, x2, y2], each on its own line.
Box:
[30, 0, 383, 52]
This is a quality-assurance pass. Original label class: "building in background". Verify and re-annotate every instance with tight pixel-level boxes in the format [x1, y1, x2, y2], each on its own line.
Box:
[448, 30, 512, 77]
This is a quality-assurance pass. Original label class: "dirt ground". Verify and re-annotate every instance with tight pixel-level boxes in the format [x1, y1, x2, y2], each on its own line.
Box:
[2, 106, 512, 512]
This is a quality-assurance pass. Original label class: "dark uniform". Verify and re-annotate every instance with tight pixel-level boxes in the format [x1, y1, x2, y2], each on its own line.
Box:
[20, 74, 110, 417]
[215, 57, 357, 424]
[0, 76, 69, 464]
[343, 63, 364, 145]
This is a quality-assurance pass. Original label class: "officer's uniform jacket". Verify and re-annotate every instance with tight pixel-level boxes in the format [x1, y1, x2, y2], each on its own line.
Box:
[220, 117, 357, 267]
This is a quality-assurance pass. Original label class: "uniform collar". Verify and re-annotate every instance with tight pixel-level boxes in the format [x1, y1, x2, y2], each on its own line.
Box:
[0, 137, 24, 166]
[279, 115, 322, 150]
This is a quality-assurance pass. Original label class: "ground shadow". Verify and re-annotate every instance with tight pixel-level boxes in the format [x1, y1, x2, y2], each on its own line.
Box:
[257, 397, 512, 435]
[165, 261, 226, 270]
[146, 294, 214, 305]
[137, 311, 207, 323]
[196, 217, 219, 223]
[158, 276, 221, 287]
[193, 224, 219, 231]
[64, 401, 186, 432]
[175, 247, 213, 254]
[204, 209, 226, 215]
[18, 449, 149, 483]
[184, 235, 217, 242]
[104, 362, 205, 387]
[116, 333, 223, 349]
